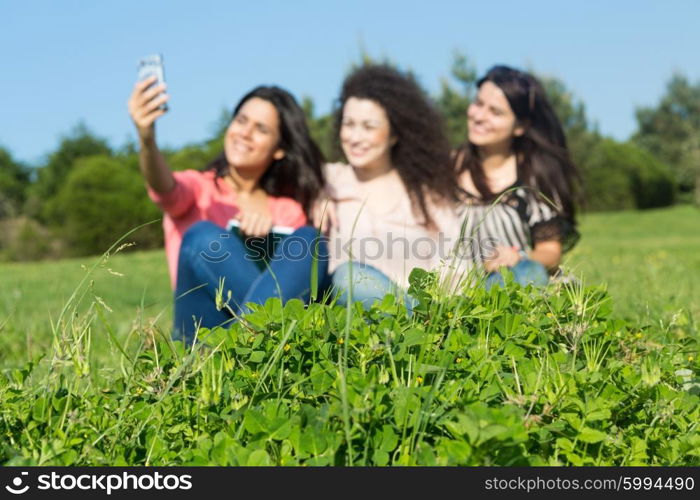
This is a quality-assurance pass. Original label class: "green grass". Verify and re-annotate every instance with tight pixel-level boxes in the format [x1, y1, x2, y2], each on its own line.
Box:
[0, 249, 171, 368]
[1, 205, 698, 370]
[0, 206, 698, 466]
[567, 204, 700, 324]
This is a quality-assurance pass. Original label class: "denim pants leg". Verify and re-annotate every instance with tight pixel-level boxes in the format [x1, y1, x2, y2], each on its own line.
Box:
[240, 226, 329, 311]
[173, 221, 261, 343]
[174, 222, 328, 343]
[484, 259, 550, 290]
[331, 261, 415, 311]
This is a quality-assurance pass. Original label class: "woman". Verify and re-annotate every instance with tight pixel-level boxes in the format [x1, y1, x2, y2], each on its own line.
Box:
[452, 65, 580, 289]
[128, 78, 326, 343]
[318, 64, 460, 308]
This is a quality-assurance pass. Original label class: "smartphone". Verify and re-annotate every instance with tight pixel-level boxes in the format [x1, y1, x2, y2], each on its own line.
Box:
[137, 54, 168, 111]
[225, 219, 295, 237]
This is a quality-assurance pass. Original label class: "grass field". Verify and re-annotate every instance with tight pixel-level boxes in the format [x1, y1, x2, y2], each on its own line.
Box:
[1, 205, 698, 466]
[1, 205, 698, 370]
[567, 205, 700, 321]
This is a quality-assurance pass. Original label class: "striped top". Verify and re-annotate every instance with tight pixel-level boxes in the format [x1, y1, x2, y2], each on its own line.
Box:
[443, 181, 579, 267]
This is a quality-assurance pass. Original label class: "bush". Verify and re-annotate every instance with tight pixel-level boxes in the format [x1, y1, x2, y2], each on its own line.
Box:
[0, 216, 58, 261]
[581, 139, 676, 211]
[50, 155, 163, 256]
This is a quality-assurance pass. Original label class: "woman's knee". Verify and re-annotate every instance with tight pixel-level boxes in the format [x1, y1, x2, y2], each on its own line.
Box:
[331, 261, 365, 287]
[513, 259, 549, 286]
[485, 259, 549, 289]
[180, 221, 230, 259]
[331, 261, 391, 294]
[278, 226, 328, 261]
[331, 261, 407, 310]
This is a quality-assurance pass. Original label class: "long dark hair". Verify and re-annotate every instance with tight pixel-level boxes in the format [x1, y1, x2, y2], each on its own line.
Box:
[334, 64, 460, 227]
[204, 86, 324, 217]
[458, 65, 580, 223]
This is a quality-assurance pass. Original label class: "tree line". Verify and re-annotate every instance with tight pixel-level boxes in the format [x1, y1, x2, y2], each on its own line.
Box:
[1, 53, 698, 261]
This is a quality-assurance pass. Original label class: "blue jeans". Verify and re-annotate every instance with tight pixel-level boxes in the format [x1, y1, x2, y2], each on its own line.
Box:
[484, 259, 549, 290]
[173, 221, 328, 344]
[329, 261, 416, 311]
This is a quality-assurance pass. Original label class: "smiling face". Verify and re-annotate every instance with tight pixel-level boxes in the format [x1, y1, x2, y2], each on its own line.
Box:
[340, 97, 395, 172]
[467, 81, 525, 152]
[224, 97, 285, 169]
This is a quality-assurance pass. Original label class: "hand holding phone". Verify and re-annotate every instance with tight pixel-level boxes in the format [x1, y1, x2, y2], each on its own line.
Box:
[128, 54, 169, 140]
[137, 54, 168, 111]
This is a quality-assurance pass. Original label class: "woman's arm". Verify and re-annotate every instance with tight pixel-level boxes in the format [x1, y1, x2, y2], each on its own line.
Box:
[138, 136, 175, 194]
[311, 164, 341, 234]
[128, 76, 175, 194]
[484, 239, 562, 273]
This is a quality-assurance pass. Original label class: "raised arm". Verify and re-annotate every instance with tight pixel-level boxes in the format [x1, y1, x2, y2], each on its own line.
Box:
[127, 75, 175, 194]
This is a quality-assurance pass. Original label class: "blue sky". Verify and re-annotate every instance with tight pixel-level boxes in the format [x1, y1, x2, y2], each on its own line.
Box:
[1, 0, 698, 165]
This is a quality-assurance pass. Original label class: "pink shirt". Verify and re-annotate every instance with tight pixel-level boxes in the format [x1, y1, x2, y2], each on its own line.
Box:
[148, 169, 307, 289]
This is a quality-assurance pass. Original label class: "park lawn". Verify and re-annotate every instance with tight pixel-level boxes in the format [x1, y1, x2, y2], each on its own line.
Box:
[0, 205, 698, 369]
[0, 205, 698, 466]
[0, 250, 172, 369]
[567, 204, 700, 326]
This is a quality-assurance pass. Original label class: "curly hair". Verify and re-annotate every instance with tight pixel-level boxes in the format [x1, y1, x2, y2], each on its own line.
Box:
[457, 65, 580, 224]
[334, 64, 459, 227]
[204, 86, 325, 218]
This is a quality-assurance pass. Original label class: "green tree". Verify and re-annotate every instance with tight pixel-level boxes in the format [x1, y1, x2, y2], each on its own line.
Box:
[51, 154, 163, 256]
[634, 73, 700, 204]
[537, 75, 590, 137]
[302, 96, 338, 162]
[436, 52, 478, 148]
[162, 142, 220, 173]
[534, 72, 603, 208]
[0, 147, 30, 218]
[536, 73, 600, 158]
[28, 123, 112, 222]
